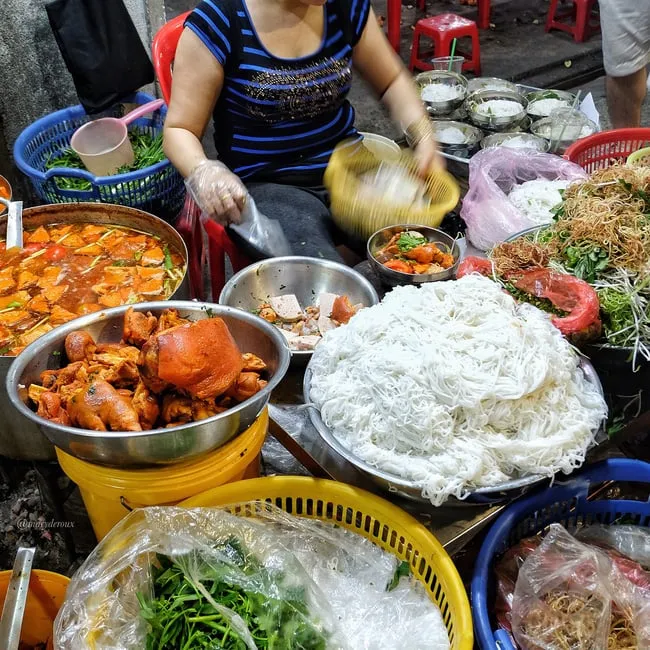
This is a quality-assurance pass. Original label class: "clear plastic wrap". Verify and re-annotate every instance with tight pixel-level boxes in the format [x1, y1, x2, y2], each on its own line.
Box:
[229, 196, 292, 258]
[576, 525, 650, 570]
[510, 524, 650, 650]
[461, 148, 587, 250]
[55, 506, 449, 650]
[185, 159, 248, 224]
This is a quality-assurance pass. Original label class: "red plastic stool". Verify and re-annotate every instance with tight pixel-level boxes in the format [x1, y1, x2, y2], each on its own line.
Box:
[545, 0, 600, 43]
[409, 14, 481, 75]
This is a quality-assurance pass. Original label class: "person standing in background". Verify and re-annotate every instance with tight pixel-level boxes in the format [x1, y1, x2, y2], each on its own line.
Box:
[599, 1, 650, 128]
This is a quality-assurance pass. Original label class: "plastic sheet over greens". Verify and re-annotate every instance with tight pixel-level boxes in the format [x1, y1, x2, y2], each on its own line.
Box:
[461, 148, 587, 250]
[55, 506, 449, 650]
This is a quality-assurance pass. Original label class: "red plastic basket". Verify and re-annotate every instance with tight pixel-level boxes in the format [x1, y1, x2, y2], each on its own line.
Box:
[564, 128, 650, 172]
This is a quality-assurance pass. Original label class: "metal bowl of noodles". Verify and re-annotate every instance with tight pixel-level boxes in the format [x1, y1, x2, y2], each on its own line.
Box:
[481, 132, 549, 152]
[525, 89, 575, 118]
[466, 89, 528, 131]
[531, 111, 598, 154]
[303, 360, 605, 506]
[416, 71, 468, 116]
[430, 120, 483, 158]
[6, 301, 291, 467]
[367, 224, 461, 288]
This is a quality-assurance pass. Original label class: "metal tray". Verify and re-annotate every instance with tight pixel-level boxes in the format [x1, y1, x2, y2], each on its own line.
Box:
[304, 359, 606, 507]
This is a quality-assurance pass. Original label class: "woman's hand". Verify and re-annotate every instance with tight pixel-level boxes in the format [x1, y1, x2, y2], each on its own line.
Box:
[185, 160, 247, 225]
[414, 136, 445, 176]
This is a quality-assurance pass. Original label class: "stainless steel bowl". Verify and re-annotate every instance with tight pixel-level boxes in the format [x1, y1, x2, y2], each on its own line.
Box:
[530, 115, 598, 154]
[525, 89, 575, 118]
[367, 225, 460, 288]
[0, 174, 11, 216]
[467, 77, 519, 95]
[6, 301, 291, 467]
[430, 120, 483, 159]
[304, 360, 605, 506]
[466, 90, 528, 132]
[416, 71, 468, 116]
[481, 132, 550, 152]
[219, 256, 380, 363]
[0, 202, 190, 461]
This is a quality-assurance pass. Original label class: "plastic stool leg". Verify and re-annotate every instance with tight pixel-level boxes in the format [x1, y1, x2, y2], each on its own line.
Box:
[471, 27, 482, 75]
[574, 1, 589, 42]
[477, 0, 490, 29]
[545, 0, 559, 31]
[417, 0, 425, 9]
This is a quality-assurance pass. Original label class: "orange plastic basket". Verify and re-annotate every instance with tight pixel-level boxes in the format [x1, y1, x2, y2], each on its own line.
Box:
[564, 128, 650, 172]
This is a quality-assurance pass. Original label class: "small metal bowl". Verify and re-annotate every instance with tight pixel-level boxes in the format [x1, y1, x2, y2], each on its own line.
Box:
[367, 225, 460, 288]
[530, 115, 598, 154]
[481, 132, 550, 152]
[0, 174, 12, 216]
[467, 77, 519, 95]
[6, 302, 291, 467]
[431, 120, 483, 159]
[525, 89, 575, 118]
[466, 90, 528, 131]
[219, 256, 380, 364]
[416, 71, 468, 116]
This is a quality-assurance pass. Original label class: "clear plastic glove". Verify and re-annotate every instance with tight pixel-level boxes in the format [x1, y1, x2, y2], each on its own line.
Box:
[185, 160, 247, 225]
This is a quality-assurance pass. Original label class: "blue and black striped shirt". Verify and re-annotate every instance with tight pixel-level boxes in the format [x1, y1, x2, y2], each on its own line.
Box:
[185, 0, 370, 186]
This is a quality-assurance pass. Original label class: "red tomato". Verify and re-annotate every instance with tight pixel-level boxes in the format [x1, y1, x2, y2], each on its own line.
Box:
[23, 242, 45, 255]
[456, 256, 493, 278]
[44, 245, 67, 262]
[384, 259, 413, 274]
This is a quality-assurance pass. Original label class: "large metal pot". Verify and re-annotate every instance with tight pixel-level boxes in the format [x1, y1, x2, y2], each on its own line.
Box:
[0, 203, 190, 460]
[6, 301, 291, 467]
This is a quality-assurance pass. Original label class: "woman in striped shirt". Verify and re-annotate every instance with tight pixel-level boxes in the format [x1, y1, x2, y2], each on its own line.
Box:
[164, 0, 440, 261]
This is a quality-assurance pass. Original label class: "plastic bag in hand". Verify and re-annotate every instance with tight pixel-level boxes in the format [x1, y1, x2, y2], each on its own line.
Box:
[461, 148, 587, 251]
[229, 196, 292, 258]
[185, 160, 247, 224]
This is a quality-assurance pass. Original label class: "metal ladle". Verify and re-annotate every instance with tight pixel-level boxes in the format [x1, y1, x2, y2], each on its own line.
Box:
[0, 196, 23, 249]
[0, 547, 36, 650]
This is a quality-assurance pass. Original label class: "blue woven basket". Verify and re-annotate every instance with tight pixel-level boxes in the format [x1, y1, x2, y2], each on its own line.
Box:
[13, 92, 184, 220]
[471, 458, 650, 650]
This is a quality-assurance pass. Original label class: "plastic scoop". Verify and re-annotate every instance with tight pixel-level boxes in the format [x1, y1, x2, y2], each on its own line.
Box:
[70, 99, 164, 176]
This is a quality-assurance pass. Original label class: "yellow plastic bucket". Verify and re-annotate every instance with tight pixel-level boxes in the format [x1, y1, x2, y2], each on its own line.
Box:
[56, 409, 268, 540]
[0, 569, 69, 649]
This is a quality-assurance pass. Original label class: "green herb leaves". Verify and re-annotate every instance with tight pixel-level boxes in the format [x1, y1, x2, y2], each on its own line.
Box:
[396, 232, 426, 253]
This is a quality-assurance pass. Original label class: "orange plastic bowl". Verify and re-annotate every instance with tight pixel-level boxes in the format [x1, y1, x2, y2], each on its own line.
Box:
[0, 569, 69, 648]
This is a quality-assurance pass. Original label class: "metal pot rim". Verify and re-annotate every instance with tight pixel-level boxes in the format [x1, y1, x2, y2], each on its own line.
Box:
[6, 300, 291, 438]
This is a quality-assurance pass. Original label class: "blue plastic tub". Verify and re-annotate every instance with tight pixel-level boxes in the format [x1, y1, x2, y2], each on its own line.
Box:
[13, 92, 184, 220]
[471, 458, 650, 650]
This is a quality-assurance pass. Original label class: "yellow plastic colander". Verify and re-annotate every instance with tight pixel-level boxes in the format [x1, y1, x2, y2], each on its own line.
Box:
[324, 139, 460, 240]
[181, 476, 473, 649]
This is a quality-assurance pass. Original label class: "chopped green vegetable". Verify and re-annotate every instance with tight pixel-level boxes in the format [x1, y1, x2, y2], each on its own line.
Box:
[396, 232, 426, 253]
[134, 250, 144, 262]
[0, 345, 12, 355]
[386, 561, 410, 592]
[139, 540, 328, 650]
[5, 300, 23, 309]
[163, 245, 174, 271]
[110, 259, 134, 267]
[45, 129, 165, 191]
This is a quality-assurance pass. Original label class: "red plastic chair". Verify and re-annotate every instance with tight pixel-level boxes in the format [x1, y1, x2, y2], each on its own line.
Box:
[409, 14, 481, 75]
[545, 0, 600, 43]
[152, 12, 249, 301]
[417, 0, 491, 30]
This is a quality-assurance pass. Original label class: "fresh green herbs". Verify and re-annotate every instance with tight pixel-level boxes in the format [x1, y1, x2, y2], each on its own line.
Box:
[396, 232, 426, 253]
[139, 541, 328, 650]
[386, 561, 410, 592]
[563, 244, 609, 283]
[163, 245, 174, 271]
[45, 129, 165, 190]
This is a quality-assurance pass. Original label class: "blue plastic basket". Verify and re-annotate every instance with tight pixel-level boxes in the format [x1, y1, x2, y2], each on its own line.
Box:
[13, 92, 185, 220]
[471, 458, 650, 650]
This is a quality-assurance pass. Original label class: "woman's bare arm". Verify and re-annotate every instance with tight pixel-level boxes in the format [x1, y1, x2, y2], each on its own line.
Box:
[352, 8, 441, 171]
[163, 29, 224, 178]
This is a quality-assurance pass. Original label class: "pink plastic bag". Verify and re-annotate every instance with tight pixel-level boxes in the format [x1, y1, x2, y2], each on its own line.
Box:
[461, 148, 587, 251]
